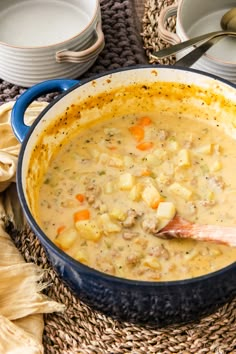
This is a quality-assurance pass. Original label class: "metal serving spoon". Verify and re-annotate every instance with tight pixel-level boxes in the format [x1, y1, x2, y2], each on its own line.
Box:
[151, 7, 236, 60]
[174, 36, 223, 67]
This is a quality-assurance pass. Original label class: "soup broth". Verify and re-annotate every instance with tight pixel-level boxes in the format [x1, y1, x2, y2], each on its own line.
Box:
[38, 111, 236, 281]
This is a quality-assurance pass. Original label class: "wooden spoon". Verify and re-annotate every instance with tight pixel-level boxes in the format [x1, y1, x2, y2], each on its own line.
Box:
[157, 215, 236, 247]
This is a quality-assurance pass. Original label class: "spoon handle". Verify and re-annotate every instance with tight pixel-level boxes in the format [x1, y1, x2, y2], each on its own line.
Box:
[157, 216, 236, 247]
[151, 30, 235, 59]
[175, 36, 223, 67]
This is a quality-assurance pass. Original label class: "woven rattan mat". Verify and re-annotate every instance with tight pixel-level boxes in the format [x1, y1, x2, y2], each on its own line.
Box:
[1, 0, 236, 353]
[141, 0, 177, 66]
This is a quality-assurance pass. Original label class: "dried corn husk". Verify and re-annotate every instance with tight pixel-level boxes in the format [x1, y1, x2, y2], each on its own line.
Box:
[0, 214, 65, 351]
[0, 101, 48, 192]
[0, 314, 44, 354]
[0, 237, 24, 265]
[1, 183, 25, 229]
[0, 262, 65, 320]
[13, 314, 44, 346]
[0, 160, 64, 352]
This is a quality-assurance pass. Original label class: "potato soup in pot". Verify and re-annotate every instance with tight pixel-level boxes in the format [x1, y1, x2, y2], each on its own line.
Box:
[37, 101, 236, 281]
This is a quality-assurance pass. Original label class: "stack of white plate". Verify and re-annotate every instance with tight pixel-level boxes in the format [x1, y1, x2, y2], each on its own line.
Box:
[0, 0, 105, 87]
[158, 0, 236, 83]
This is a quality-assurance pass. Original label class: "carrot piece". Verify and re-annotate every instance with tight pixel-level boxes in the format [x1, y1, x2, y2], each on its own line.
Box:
[76, 193, 85, 203]
[128, 125, 144, 142]
[151, 196, 165, 209]
[136, 142, 154, 151]
[74, 209, 90, 222]
[138, 116, 152, 126]
[151, 200, 162, 209]
[107, 146, 117, 150]
[141, 169, 152, 176]
[57, 225, 66, 235]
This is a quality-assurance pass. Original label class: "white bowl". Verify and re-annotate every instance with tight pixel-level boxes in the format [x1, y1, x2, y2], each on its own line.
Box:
[0, 0, 105, 87]
[158, 0, 236, 83]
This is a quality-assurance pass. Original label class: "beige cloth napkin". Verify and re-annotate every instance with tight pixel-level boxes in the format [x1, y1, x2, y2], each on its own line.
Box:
[0, 101, 48, 192]
[0, 101, 65, 353]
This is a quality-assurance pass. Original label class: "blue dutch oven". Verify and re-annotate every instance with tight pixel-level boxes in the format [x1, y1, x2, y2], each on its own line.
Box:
[11, 66, 236, 325]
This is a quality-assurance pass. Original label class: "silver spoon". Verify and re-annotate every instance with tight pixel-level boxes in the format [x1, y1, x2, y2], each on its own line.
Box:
[221, 7, 236, 31]
[151, 8, 236, 60]
[174, 34, 223, 67]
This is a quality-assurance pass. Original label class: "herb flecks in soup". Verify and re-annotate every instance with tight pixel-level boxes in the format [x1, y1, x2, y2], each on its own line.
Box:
[38, 112, 236, 281]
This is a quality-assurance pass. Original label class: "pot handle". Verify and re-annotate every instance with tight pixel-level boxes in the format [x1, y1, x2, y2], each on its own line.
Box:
[158, 4, 180, 45]
[11, 79, 78, 143]
[56, 22, 105, 63]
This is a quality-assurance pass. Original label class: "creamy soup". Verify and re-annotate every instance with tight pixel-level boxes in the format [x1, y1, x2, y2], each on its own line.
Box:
[38, 111, 236, 281]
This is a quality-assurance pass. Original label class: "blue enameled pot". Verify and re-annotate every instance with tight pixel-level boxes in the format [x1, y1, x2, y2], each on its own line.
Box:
[11, 66, 236, 325]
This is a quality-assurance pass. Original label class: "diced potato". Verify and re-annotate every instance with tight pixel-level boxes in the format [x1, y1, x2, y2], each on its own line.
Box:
[155, 202, 176, 231]
[177, 149, 191, 167]
[119, 172, 136, 190]
[134, 238, 148, 249]
[104, 181, 114, 194]
[99, 152, 109, 164]
[207, 191, 215, 201]
[75, 220, 101, 241]
[123, 155, 134, 167]
[74, 250, 88, 264]
[109, 208, 126, 221]
[99, 204, 108, 213]
[143, 256, 162, 270]
[55, 228, 78, 250]
[156, 201, 176, 219]
[195, 144, 213, 155]
[129, 183, 143, 201]
[175, 173, 187, 182]
[210, 160, 222, 172]
[155, 173, 171, 187]
[89, 148, 100, 160]
[213, 144, 222, 154]
[168, 140, 179, 151]
[104, 127, 120, 135]
[104, 240, 112, 249]
[108, 155, 124, 168]
[153, 148, 167, 161]
[157, 218, 172, 231]
[142, 183, 161, 208]
[61, 199, 78, 208]
[99, 153, 124, 168]
[99, 213, 121, 234]
[209, 248, 222, 257]
[145, 153, 159, 165]
[159, 161, 174, 176]
[184, 248, 199, 260]
[168, 182, 192, 200]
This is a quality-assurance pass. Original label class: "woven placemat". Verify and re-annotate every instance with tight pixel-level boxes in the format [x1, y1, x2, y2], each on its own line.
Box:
[141, 0, 177, 65]
[1, 1, 236, 353]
